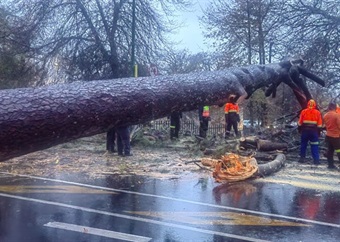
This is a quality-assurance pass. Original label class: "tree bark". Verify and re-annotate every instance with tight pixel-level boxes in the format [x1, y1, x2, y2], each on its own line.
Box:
[0, 61, 324, 161]
[240, 136, 288, 152]
[257, 139, 288, 152]
[0, 72, 245, 161]
[256, 153, 286, 177]
[240, 136, 258, 149]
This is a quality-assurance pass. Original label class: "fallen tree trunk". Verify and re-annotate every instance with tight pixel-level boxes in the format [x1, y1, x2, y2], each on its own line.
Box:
[240, 137, 258, 149]
[257, 139, 288, 151]
[240, 137, 288, 151]
[256, 153, 286, 177]
[0, 60, 324, 161]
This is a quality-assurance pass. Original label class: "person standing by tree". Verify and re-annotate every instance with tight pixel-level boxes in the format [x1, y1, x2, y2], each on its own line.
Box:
[106, 127, 116, 154]
[297, 99, 323, 165]
[225, 95, 240, 138]
[198, 106, 210, 138]
[170, 111, 182, 140]
[116, 126, 132, 156]
[323, 102, 340, 169]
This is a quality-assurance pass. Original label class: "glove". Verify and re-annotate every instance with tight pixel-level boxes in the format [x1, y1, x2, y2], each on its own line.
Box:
[298, 126, 302, 134]
[237, 115, 240, 123]
[318, 127, 323, 137]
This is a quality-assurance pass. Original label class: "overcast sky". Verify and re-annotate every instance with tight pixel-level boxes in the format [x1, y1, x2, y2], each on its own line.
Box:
[168, 0, 212, 53]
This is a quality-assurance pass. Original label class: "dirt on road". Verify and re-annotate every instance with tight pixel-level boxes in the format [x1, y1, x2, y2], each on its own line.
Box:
[0, 134, 210, 180]
[2, 133, 339, 191]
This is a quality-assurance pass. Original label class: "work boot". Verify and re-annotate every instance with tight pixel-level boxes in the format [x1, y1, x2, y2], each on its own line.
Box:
[328, 159, 335, 168]
[104, 150, 113, 156]
[328, 165, 338, 170]
[125, 153, 133, 156]
[298, 157, 305, 163]
[313, 160, 320, 165]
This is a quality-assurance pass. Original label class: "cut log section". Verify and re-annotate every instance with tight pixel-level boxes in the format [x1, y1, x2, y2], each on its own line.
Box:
[239, 136, 258, 149]
[201, 153, 286, 182]
[202, 153, 258, 183]
[240, 137, 288, 152]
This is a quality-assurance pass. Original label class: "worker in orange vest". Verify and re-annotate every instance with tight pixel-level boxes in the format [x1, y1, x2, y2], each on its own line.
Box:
[198, 106, 210, 138]
[225, 95, 240, 138]
[323, 102, 340, 169]
[297, 99, 323, 165]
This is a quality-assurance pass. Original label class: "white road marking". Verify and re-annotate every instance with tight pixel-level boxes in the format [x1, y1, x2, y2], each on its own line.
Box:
[0, 185, 115, 194]
[0, 192, 269, 242]
[44, 222, 152, 242]
[1, 172, 340, 229]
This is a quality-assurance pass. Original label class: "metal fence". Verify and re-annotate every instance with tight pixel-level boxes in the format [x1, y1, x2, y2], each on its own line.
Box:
[146, 119, 225, 136]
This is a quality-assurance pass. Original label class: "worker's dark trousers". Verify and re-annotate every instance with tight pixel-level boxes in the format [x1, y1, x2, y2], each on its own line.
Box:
[116, 127, 131, 155]
[325, 136, 340, 167]
[199, 118, 209, 138]
[300, 129, 319, 163]
[106, 128, 116, 152]
[170, 117, 180, 139]
[226, 121, 238, 137]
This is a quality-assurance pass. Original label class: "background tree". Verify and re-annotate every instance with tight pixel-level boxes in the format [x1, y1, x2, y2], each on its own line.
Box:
[0, 7, 40, 89]
[282, 0, 340, 103]
[2, 0, 339, 128]
[201, 0, 286, 67]
[201, 0, 340, 124]
[160, 49, 214, 74]
[3, 0, 191, 84]
[201, 0, 288, 126]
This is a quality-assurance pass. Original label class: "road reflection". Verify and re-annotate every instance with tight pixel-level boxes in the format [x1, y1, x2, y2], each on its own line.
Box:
[213, 182, 257, 205]
[1, 173, 340, 241]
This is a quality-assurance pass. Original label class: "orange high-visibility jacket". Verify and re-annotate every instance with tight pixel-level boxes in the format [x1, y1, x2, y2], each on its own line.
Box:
[323, 110, 340, 137]
[224, 103, 239, 114]
[298, 99, 322, 128]
[336, 104, 340, 113]
[202, 106, 210, 117]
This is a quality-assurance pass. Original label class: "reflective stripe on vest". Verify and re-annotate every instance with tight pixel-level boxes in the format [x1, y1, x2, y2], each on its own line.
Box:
[310, 141, 319, 145]
[202, 106, 210, 117]
[303, 120, 317, 125]
[225, 103, 239, 114]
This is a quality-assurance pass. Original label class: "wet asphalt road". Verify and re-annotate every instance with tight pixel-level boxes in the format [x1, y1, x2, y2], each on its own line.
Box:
[0, 167, 340, 242]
